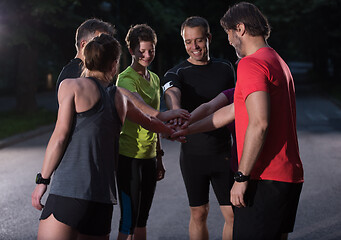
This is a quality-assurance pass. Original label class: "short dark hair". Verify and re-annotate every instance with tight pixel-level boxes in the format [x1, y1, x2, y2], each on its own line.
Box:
[220, 2, 271, 39]
[125, 24, 157, 51]
[180, 16, 210, 37]
[84, 34, 121, 73]
[75, 18, 116, 51]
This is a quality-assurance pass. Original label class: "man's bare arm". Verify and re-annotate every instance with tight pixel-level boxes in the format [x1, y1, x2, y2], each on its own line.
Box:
[181, 92, 230, 129]
[164, 87, 182, 110]
[230, 91, 270, 208]
[238, 91, 270, 175]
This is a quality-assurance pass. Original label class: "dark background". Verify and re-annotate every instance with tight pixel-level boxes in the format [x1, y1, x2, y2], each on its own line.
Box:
[0, 0, 340, 112]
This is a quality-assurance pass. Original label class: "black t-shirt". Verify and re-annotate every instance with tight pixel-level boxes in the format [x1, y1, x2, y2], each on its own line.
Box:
[162, 58, 235, 154]
[55, 58, 83, 94]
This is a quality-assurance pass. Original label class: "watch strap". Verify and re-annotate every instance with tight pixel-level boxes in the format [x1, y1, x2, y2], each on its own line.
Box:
[35, 173, 51, 185]
[234, 171, 250, 182]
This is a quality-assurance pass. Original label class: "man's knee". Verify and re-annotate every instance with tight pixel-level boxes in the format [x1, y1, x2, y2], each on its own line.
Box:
[220, 205, 234, 223]
[190, 204, 209, 223]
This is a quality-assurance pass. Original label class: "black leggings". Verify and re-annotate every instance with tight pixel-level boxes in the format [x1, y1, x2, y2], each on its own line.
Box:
[116, 154, 157, 235]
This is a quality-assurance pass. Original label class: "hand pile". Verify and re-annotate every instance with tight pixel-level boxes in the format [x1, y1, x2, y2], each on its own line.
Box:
[162, 117, 190, 142]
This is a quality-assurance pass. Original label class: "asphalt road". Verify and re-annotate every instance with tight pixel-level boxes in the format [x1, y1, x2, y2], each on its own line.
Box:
[0, 93, 340, 240]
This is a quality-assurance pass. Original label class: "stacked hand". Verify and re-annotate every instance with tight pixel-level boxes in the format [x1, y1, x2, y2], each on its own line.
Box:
[170, 125, 189, 140]
[157, 109, 190, 123]
[161, 117, 190, 142]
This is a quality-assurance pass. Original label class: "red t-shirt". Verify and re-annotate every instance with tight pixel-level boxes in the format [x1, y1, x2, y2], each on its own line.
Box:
[234, 47, 304, 183]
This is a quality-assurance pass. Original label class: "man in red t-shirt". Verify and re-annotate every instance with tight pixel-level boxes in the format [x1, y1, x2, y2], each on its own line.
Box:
[220, 2, 304, 240]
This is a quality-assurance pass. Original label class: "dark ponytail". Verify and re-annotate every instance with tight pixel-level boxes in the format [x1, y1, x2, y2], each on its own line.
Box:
[84, 34, 121, 73]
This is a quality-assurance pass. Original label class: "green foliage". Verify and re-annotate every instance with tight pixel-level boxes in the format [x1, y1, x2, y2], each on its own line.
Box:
[245, 0, 341, 89]
[0, 0, 80, 47]
[0, 109, 56, 140]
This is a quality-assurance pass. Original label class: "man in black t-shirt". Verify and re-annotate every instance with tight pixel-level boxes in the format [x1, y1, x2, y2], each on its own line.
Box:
[162, 16, 235, 240]
[56, 18, 116, 94]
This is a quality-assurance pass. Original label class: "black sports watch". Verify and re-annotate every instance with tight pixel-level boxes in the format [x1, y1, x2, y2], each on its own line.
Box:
[234, 171, 250, 182]
[156, 149, 165, 157]
[35, 173, 51, 185]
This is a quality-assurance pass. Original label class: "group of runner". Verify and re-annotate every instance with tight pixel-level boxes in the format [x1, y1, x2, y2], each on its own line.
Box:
[31, 2, 304, 240]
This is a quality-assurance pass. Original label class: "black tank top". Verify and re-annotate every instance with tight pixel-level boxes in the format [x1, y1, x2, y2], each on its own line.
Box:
[50, 77, 121, 204]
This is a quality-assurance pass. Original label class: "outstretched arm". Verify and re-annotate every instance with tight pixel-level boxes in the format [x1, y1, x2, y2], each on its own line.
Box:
[171, 103, 235, 139]
[118, 87, 189, 122]
[115, 88, 174, 136]
[182, 92, 230, 128]
[164, 87, 188, 125]
[164, 87, 181, 110]
[118, 87, 158, 116]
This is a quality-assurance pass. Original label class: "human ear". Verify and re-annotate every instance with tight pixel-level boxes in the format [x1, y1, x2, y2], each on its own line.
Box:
[236, 23, 246, 36]
[207, 33, 212, 44]
[80, 40, 88, 50]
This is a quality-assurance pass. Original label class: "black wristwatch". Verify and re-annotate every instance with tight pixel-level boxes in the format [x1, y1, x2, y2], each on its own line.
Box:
[156, 149, 165, 157]
[35, 173, 51, 185]
[234, 171, 250, 182]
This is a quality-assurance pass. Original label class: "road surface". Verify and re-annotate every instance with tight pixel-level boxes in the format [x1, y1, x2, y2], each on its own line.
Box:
[0, 93, 340, 240]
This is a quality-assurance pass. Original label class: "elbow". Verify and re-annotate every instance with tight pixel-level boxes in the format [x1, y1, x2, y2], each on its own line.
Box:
[51, 130, 70, 150]
[249, 118, 269, 137]
[55, 135, 69, 149]
[257, 120, 269, 137]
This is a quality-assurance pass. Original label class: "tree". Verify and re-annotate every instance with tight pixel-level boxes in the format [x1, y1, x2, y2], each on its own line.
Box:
[0, 0, 82, 112]
[1, 0, 338, 110]
[253, 0, 341, 81]
[106, 0, 187, 75]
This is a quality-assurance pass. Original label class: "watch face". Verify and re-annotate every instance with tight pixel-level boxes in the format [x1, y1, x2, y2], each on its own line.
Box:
[36, 173, 42, 184]
[36, 173, 50, 185]
[234, 171, 249, 182]
[234, 171, 242, 180]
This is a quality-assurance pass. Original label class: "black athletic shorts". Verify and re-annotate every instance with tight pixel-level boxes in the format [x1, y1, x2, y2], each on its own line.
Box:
[40, 194, 113, 236]
[233, 180, 303, 240]
[180, 151, 234, 207]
